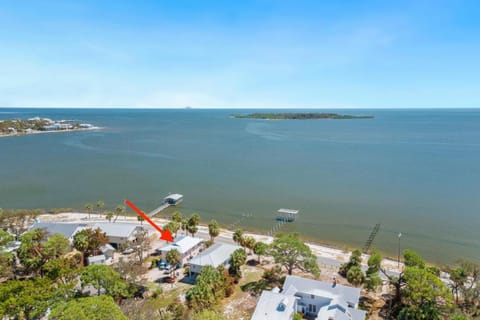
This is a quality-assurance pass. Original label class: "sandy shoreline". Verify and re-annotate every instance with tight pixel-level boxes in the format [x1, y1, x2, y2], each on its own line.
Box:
[36, 212, 404, 273]
[0, 127, 104, 139]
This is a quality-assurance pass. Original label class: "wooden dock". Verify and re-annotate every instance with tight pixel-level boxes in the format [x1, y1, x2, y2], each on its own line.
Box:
[148, 203, 171, 217]
[148, 193, 184, 217]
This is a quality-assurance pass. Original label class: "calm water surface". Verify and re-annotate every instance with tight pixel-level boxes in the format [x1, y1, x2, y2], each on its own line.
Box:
[1, 108, 479, 263]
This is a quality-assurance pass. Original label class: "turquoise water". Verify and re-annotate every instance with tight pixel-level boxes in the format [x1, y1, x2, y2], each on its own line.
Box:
[1, 108, 479, 263]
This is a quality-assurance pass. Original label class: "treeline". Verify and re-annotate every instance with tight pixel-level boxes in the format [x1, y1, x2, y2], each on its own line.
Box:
[338, 248, 480, 319]
[233, 112, 374, 120]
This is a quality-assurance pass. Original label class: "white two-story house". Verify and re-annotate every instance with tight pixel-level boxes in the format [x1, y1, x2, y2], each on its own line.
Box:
[251, 275, 366, 320]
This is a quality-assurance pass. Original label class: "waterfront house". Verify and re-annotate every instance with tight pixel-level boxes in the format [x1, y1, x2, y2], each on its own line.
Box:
[251, 275, 366, 320]
[30, 222, 86, 243]
[93, 222, 144, 248]
[188, 243, 241, 277]
[158, 235, 203, 265]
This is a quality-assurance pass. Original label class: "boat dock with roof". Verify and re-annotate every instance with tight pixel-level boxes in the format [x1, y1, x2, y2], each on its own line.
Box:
[276, 208, 299, 222]
[148, 193, 184, 217]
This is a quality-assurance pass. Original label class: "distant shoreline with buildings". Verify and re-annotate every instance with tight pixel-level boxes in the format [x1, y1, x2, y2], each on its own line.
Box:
[0, 116, 101, 138]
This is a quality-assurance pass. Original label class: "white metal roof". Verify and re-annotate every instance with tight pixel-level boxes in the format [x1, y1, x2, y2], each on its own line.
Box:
[93, 223, 142, 238]
[189, 243, 241, 268]
[164, 193, 183, 201]
[250, 291, 296, 320]
[277, 208, 299, 215]
[282, 275, 361, 309]
[159, 235, 203, 254]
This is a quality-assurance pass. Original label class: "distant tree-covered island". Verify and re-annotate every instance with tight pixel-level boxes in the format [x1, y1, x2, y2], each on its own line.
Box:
[232, 112, 374, 120]
[0, 117, 100, 137]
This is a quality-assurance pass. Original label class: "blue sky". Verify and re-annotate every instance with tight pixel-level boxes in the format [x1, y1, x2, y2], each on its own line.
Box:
[0, 0, 479, 108]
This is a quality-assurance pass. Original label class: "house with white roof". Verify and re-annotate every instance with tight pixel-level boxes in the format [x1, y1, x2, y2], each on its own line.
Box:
[188, 242, 241, 276]
[93, 223, 144, 248]
[250, 290, 297, 320]
[158, 235, 203, 265]
[251, 275, 366, 320]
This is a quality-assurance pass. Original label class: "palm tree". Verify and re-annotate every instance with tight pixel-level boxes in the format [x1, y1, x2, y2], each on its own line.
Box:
[96, 201, 105, 217]
[172, 211, 183, 224]
[85, 203, 93, 220]
[105, 211, 114, 222]
[181, 218, 188, 235]
[164, 221, 180, 237]
[113, 205, 125, 223]
[243, 236, 256, 255]
[166, 249, 181, 278]
[208, 220, 220, 242]
[233, 228, 244, 246]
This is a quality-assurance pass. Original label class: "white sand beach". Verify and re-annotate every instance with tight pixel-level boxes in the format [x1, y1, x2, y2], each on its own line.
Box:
[36, 212, 404, 274]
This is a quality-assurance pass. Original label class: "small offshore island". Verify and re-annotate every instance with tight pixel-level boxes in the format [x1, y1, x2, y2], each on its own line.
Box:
[233, 112, 374, 120]
[0, 116, 100, 137]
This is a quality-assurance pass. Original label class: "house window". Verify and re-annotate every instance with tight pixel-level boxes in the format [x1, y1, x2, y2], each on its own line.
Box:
[308, 304, 317, 313]
[310, 294, 314, 299]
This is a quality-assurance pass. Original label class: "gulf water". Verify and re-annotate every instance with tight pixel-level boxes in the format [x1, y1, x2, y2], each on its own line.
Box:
[1, 108, 479, 264]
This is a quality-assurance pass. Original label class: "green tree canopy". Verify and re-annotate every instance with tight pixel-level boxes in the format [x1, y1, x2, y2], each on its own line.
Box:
[403, 249, 426, 268]
[0, 229, 14, 247]
[208, 219, 220, 242]
[80, 264, 129, 299]
[166, 249, 181, 277]
[400, 266, 453, 319]
[339, 249, 362, 277]
[164, 221, 180, 237]
[73, 228, 109, 262]
[187, 213, 200, 237]
[0, 278, 58, 319]
[243, 236, 256, 255]
[186, 266, 225, 311]
[50, 295, 128, 320]
[44, 233, 71, 259]
[232, 228, 244, 246]
[172, 211, 183, 224]
[229, 248, 247, 280]
[17, 228, 49, 275]
[269, 233, 319, 277]
[365, 252, 382, 291]
[96, 200, 105, 214]
[347, 266, 365, 287]
[253, 241, 268, 264]
[0, 252, 14, 279]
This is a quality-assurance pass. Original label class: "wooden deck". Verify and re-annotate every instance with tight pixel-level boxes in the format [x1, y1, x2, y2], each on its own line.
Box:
[148, 203, 171, 217]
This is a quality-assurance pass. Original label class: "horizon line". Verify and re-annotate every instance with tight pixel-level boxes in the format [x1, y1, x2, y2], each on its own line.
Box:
[1, 106, 480, 110]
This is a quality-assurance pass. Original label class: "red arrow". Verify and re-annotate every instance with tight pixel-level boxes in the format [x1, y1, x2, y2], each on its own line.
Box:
[125, 199, 174, 242]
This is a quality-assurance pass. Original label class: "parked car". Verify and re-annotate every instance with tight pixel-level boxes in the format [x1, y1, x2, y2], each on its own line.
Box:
[163, 276, 176, 283]
[122, 248, 135, 254]
[157, 260, 167, 270]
